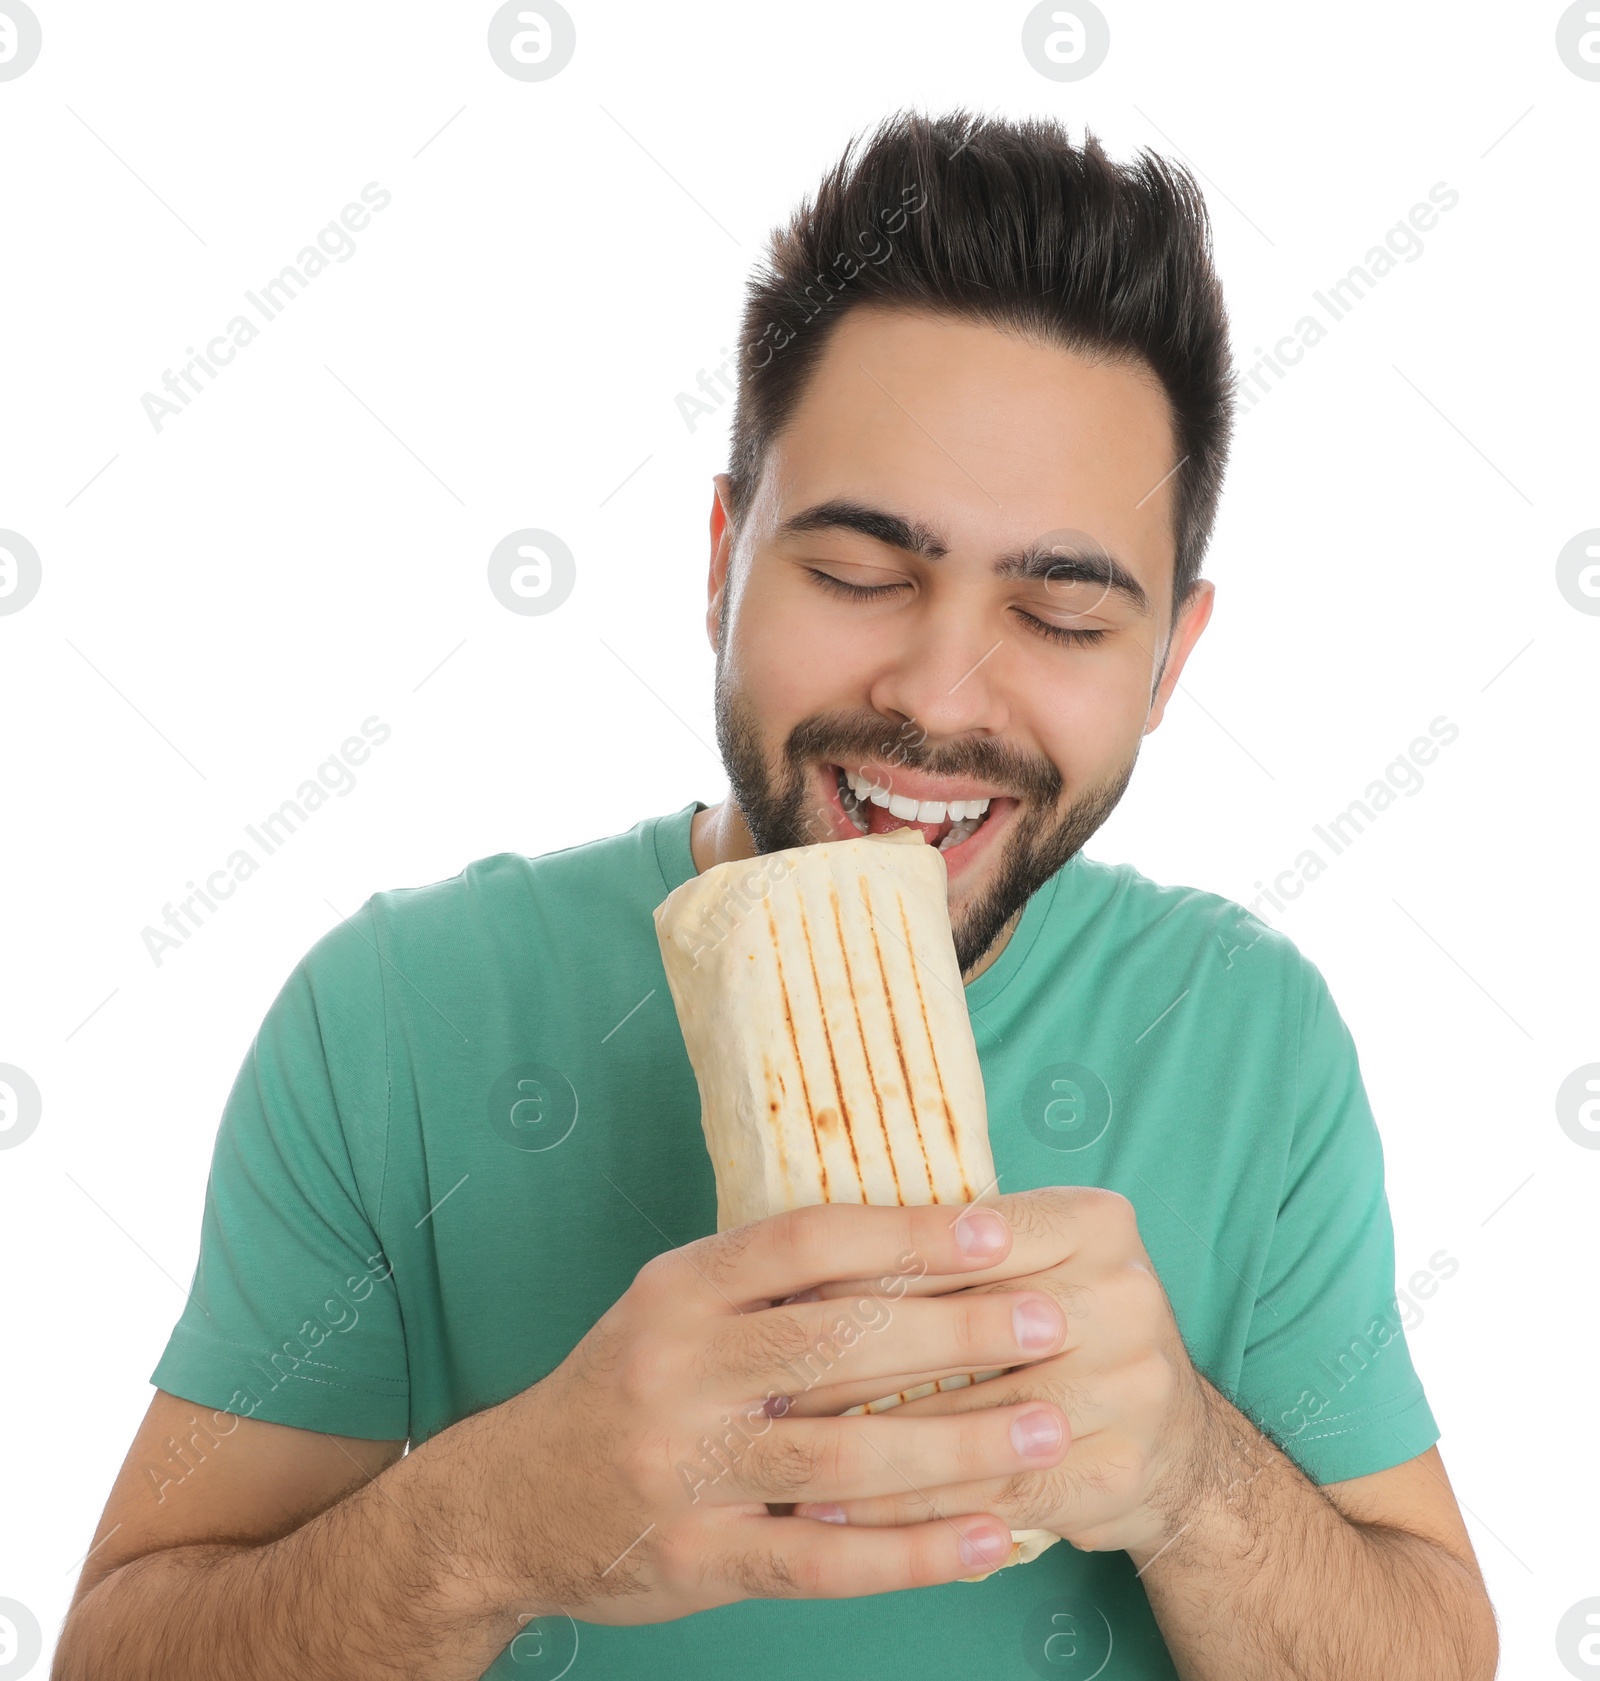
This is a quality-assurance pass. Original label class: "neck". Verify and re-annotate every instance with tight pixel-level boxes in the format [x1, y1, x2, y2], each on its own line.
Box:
[688, 798, 1021, 984]
[689, 797, 757, 875]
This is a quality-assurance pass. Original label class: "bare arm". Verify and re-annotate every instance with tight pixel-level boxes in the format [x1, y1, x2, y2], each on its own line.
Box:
[53, 1389, 525, 1681]
[1131, 1400, 1498, 1681]
[788, 1188, 1498, 1680]
[57, 1203, 1075, 1680]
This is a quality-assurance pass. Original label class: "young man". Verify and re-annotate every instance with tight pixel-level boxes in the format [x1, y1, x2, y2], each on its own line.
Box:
[57, 110, 1497, 1679]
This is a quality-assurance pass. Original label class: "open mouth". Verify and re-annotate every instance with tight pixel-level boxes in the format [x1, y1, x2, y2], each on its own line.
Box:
[827, 763, 1013, 859]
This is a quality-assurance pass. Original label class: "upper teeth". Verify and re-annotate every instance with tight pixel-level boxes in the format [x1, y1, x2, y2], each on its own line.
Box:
[844, 769, 991, 825]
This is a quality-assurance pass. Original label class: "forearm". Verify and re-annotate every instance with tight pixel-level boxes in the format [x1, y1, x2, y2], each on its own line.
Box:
[54, 1404, 531, 1681]
[1131, 1389, 1496, 1681]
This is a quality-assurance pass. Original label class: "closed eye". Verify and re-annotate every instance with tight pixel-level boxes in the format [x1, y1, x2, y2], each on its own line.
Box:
[1012, 611, 1110, 647]
[806, 568, 1109, 647]
[805, 567, 905, 600]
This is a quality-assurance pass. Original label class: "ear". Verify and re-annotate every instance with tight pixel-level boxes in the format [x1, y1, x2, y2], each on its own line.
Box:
[1144, 580, 1215, 734]
[706, 472, 735, 653]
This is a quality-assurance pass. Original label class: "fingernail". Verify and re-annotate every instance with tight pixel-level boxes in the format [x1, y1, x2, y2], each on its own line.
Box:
[1010, 1408, 1064, 1458]
[1013, 1295, 1064, 1350]
[802, 1503, 848, 1524]
[957, 1525, 1011, 1568]
[954, 1207, 1008, 1256]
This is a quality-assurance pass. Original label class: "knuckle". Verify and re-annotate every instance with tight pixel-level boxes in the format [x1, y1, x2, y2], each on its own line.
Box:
[901, 1526, 947, 1589]
[1092, 1187, 1138, 1234]
[789, 1545, 832, 1598]
[1121, 1258, 1166, 1308]
[1002, 1190, 1061, 1245]
[635, 1245, 686, 1295]
[1001, 1451, 1098, 1523]
[957, 1415, 1005, 1480]
[652, 1520, 701, 1591]
[707, 1309, 812, 1387]
[618, 1427, 679, 1502]
[726, 1545, 803, 1600]
[697, 1220, 762, 1288]
[997, 1463, 1048, 1516]
[1051, 1279, 1096, 1327]
[1035, 1183, 1080, 1217]
[747, 1430, 825, 1499]
[574, 1312, 629, 1380]
[1137, 1345, 1183, 1409]
[958, 1294, 995, 1364]
[617, 1336, 681, 1409]
[778, 1203, 836, 1279]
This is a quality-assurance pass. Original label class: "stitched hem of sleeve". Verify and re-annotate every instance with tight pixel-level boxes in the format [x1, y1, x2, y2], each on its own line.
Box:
[1277, 1389, 1439, 1485]
[368, 895, 410, 1439]
[370, 893, 394, 1243]
[153, 1319, 409, 1397]
[152, 1326, 410, 1439]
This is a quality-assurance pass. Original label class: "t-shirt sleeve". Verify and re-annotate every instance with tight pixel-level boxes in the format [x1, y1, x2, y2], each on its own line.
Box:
[1229, 953, 1440, 1485]
[149, 902, 410, 1439]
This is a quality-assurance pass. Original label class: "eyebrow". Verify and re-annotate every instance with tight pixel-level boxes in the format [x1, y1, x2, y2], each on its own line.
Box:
[775, 497, 1152, 616]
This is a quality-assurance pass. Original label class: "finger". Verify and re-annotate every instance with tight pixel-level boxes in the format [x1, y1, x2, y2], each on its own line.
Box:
[661, 1201, 1013, 1311]
[703, 1288, 1068, 1401]
[796, 1477, 1016, 1530]
[708, 1508, 1019, 1598]
[808, 1186, 1135, 1299]
[791, 1442, 1119, 1537]
[706, 1403, 1068, 1506]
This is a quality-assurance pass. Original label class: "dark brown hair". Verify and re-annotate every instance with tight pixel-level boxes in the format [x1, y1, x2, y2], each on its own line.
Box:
[726, 107, 1236, 620]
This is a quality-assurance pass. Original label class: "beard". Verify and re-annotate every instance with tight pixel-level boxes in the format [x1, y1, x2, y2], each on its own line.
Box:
[713, 663, 1138, 977]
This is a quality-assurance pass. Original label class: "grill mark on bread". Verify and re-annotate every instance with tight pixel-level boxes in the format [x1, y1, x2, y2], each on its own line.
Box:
[764, 899, 829, 1200]
[829, 881, 903, 1205]
[896, 889, 973, 1201]
[761, 1052, 792, 1200]
[797, 895, 865, 1200]
[859, 874, 936, 1202]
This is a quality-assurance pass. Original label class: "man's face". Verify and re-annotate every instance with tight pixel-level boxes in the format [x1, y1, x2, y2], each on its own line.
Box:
[706, 306, 1214, 976]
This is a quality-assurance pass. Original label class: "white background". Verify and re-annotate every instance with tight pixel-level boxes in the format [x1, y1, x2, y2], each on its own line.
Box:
[1, 2, 1595, 1673]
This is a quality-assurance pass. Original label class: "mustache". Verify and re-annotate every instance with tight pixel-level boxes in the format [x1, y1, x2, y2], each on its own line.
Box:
[783, 711, 1063, 806]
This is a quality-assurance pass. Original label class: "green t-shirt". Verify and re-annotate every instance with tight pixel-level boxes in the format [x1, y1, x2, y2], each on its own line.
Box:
[152, 801, 1438, 1679]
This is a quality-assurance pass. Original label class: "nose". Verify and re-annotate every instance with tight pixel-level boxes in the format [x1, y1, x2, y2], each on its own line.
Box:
[865, 591, 1012, 745]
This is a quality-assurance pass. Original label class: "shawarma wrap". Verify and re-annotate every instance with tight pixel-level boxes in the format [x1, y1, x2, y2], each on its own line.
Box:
[654, 828, 1060, 1578]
